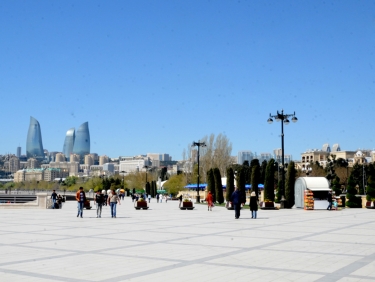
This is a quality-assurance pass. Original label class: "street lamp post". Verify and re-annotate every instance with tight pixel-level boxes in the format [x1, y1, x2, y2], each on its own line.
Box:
[267, 110, 298, 204]
[302, 165, 312, 176]
[121, 170, 127, 192]
[143, 165, 150, 192]
[192, 141, 206, 203]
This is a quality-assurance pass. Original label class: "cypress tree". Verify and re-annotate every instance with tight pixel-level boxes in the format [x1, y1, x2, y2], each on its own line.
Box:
[346, 174, 361, 207]
[145, 182, 150, 195]
[236, 167, 246, 204]
[206, 169, 216, 202]
[260, 160, 267, 185]
[285, 161, 296, 208]
[251, 165, 261, 200]
[150, 181, 155, 197]
[366, 164, 375, 201]
[226, 167, 235, 201]
[249, 159, 260, 184]
[264, 159, 275, 202]
[154, 181, 157, 197]
[332, 176, 342, 197]
[214, 168, 224, 204]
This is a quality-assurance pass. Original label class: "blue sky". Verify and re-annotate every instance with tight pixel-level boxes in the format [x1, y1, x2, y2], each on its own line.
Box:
[1, 0, 375, 161]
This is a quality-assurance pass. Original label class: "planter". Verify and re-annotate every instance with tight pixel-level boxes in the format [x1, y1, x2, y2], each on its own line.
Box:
[261, 201, 277, 210]
[366, 201, 375, 209]
[135, 200, 149, 210]
[180, 201, 194, 210]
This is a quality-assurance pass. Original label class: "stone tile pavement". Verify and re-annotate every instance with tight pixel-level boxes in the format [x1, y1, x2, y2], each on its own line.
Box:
[1, 198, 375, 281]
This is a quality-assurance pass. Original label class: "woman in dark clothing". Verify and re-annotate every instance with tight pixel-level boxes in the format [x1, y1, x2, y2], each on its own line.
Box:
[249, 191, 258, 219]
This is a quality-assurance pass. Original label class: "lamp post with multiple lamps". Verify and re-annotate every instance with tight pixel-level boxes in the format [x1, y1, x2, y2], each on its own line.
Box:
[192, 141, 206, 203]
[267, 110, 298, 205]
[302, 165, 312, 176]
[143, 165, 151, 189]
[121, 171, 127, 191]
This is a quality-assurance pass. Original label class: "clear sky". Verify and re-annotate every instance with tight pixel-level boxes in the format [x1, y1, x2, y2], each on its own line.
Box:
[1, 0, 375, 161]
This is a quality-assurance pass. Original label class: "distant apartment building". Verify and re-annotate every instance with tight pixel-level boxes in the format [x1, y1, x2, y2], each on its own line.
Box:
[27, 158, 40, 169]
[55, 153, 66, 163]
[9, 157, 20, 173]
[70, 154, 80, 163]
[14, 168, 68, 182]
[119, 156, 151, 173]
[49, 161, 79, 176]
[103, 163, 115, 173]
[237, 151, 254, 165]
[273, 148, 292, 164]
[99, 155, 109, 165]
[84, 154, 94, 166]
[259, 153, 272, 163]
[16, 147, 21, 158]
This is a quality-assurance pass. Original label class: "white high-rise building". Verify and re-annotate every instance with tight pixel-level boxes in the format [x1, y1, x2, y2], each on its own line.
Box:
[237, 151, 254, 165]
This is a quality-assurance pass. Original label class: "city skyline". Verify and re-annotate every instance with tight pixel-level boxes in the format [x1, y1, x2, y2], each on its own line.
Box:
[1, 1, 374, 160]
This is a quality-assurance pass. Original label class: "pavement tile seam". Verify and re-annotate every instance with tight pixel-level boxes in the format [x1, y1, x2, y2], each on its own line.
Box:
[96, 220, 375, 281]
[2, 201, 375, 281]
[0, 267, 91, 282]
[315, 252, 375, 282]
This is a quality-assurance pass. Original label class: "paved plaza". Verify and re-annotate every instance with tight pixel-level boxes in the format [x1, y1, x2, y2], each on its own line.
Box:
[1, 198, 375, 282]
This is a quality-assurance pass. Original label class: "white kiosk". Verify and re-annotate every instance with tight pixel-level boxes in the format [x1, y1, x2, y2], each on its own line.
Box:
[295, 177, 331, 210]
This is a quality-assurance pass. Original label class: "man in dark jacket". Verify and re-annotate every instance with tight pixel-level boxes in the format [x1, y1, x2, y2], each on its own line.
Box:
[231, 188, 243, 219]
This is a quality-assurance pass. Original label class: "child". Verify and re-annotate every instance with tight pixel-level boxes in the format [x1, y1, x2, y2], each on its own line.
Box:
[333, 199, 338, 210]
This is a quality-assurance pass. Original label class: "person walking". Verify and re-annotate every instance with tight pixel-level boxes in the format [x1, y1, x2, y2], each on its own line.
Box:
[57, 194, 63, 209]
[327, 191, 333, 210]
[160, 195, 163, 203]
[164, 195, 168, 203]
[205, 191, 213, 211]
[76, 187, 86, 218]
[108, 190, 121, 218]
[178, 194, 183, 207]
[148, 194, 151, 203]
[231, 187, 243, 219]
[249, 191, 258, 219]
[51, 190, 58, 209]
[156, 193, 159, 203]
[94, 190, 105, 218]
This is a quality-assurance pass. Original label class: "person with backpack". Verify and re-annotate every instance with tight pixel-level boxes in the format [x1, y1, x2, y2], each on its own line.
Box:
[51, 190, 58, 209]
[94, 190, 105, 218]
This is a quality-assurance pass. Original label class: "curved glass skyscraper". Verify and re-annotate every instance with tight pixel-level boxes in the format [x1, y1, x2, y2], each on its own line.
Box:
[62, 128, 75, 161]
[72, 122, 90, 161]
[26, 116, 44, 160]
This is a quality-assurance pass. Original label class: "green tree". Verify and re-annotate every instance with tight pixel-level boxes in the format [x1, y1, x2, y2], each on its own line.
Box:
[206, 168, 216, 202]
[332, 176, 342, 196]
[251, 165, 261, 200]
[145, 182, 150, 194]
[236, 167, 246, 204]
[350, 163, 366, 194]
[285, 161, 297, 208]
[226, 167, 235, 202]
[260, 160, 267, 184]
[150, 181, 155, 197]
[65, 176, 77, 187]
[249, 159, 260, 184]
[213, 168, 224, 204]
[163, 174, 186, 195]
[366, 164, 375, 201]
[264, 159, 275, 202]
[346, 174, 362, 208]
[275, 179, 282, 203]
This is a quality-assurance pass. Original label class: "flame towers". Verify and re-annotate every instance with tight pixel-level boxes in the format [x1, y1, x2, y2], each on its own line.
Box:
[62, 128, 75, 161]
[72, 122, 90, 162]
[26, 116, 44, 160]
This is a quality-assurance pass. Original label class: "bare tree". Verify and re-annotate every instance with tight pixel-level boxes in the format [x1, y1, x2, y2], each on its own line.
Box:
[191, 133, 233, 182]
